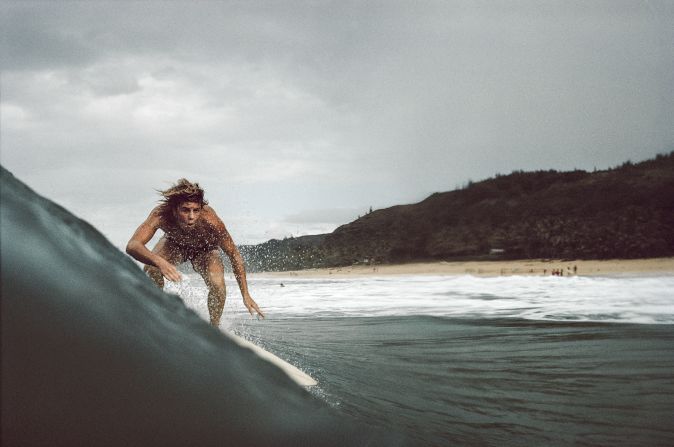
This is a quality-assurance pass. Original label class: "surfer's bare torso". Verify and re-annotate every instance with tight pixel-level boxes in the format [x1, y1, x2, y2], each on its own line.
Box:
[158, 205, 222, 262]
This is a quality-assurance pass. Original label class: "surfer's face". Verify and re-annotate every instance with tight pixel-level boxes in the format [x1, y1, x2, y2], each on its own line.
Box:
[175, 201, 202, 229]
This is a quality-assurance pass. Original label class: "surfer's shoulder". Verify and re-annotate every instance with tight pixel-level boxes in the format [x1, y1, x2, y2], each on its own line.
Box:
[202, 206, 227, 231]
[202, 205, 220, 221]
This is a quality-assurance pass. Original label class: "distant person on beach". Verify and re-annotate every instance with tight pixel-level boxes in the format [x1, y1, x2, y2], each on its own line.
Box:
[126, 179, 264, 326]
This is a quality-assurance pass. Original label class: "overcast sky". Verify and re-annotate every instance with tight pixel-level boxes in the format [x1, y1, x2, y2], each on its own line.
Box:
[2, 1, 673, 248]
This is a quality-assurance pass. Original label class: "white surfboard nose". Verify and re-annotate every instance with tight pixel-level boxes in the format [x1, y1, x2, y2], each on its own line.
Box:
[226, 332, 318, 388]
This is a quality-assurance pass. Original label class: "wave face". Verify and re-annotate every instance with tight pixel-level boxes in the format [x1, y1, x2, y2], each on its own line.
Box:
[0, 167, 404, 447]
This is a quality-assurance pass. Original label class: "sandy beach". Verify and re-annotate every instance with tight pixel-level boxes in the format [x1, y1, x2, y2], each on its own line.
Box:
[255, 257, 674, 278]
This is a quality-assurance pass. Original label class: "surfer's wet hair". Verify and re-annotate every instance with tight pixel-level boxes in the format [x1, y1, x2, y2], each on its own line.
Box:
[157, 178, 208, 211]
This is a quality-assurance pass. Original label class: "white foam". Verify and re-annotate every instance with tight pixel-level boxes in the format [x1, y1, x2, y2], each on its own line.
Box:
[167, 274, 674, 325]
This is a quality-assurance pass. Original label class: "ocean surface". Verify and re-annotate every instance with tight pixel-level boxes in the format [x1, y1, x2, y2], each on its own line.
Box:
[4, 166, 673, 446]
[168, 273, 674, 446]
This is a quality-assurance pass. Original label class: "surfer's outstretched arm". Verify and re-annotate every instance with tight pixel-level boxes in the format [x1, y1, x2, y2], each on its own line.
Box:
[205, 208, 265, 318]
[126, 208, 182, 282]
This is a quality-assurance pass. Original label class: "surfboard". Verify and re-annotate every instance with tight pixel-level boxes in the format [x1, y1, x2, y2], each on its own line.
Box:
[226, 332, 318, 388]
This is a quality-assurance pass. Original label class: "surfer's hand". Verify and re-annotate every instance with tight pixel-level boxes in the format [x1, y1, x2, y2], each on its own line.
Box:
[243, 293, 265, 319]
[159, 261, 182, 282]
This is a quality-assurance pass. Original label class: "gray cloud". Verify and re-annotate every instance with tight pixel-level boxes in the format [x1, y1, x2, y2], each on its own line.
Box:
[1, 0, 673, 247]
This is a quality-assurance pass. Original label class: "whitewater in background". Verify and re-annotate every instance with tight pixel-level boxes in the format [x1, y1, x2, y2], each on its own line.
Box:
[168, 273, 674, 324]
[168, 273, 674, 446]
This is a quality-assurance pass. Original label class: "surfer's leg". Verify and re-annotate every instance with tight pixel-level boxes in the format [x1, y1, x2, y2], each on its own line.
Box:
[192, 250, 226, 327]
[144, 236, 182, 288]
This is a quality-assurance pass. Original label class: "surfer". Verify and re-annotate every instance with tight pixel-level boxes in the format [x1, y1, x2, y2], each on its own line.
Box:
[126, 178, 264, 325]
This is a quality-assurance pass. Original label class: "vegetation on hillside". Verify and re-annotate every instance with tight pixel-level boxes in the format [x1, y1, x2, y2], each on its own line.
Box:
[239, 152, 674, 271]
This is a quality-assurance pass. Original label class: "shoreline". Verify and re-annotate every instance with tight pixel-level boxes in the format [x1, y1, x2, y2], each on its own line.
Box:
[253, 257, 674, 279]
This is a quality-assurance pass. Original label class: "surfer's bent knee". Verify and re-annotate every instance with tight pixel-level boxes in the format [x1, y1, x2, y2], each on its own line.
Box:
[208, 280, 226, 295]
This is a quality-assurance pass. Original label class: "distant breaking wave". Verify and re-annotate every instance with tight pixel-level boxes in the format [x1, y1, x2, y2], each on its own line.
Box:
[169, 274, 674, 325]
[0, 166, 405, 446]
[263, 275, 674, 324]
